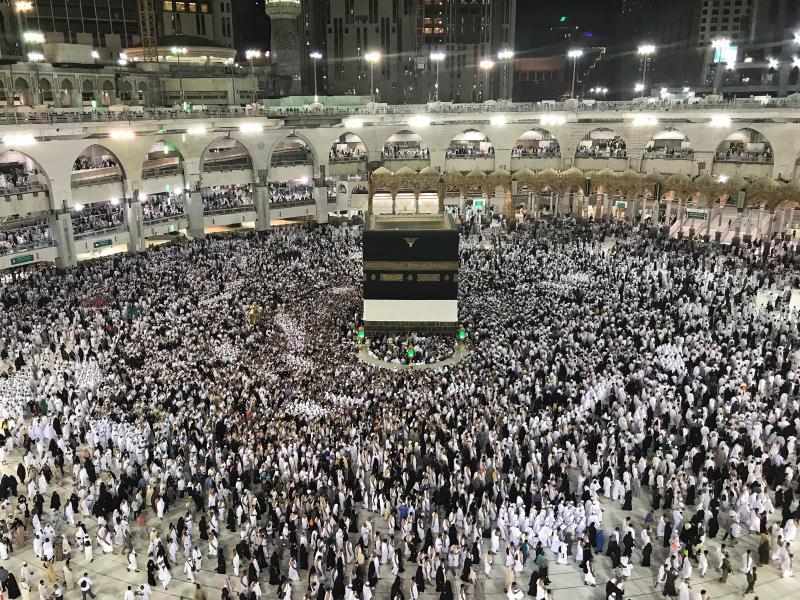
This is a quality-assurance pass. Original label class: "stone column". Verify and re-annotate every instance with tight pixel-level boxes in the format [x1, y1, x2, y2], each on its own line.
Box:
[603, 193, 610, 223]
[254, 184, 271, 232]
[677, 202, 686, 237]
[49, 211, 77, 269]
[414, 192, 420, 215]
[186, 190, 205, 239]
[314, 185, 329, 224]
[125, 196, 145, 254]
[705, 208, 712, 240]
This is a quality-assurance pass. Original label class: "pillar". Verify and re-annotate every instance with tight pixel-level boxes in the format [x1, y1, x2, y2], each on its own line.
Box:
[603, 193, 610, 223]
[186, 190, 205, 239]
[772, 208, 783, 241]
[125, 197, 145, 254]
[705, 207, 712, 240]
[314, 185, 329, 224]
[391, 192, 397, 215]
[677, 202, 686, 237]
[664, 200, 673, 231]
[414, 192, 420, 215]
[49, 211, 77, 269]
[503, 190, 513, 220]
[254, 184, 271, 232]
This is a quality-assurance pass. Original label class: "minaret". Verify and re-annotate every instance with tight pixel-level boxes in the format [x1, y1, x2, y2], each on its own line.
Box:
[265, 0, 302, 96]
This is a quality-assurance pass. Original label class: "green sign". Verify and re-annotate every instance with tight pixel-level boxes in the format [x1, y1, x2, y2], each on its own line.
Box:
[169, 224, 178, 233]
[406, 346, 415, 358]
[473, 199, 485, 208]
[93, 239, 113, 249]
[357, 326, 365, 339]
[686, 210, 708, 221]
[458, 327, 466, 340]
[616, 201, 627, 209]
[10, 254, 34, 266]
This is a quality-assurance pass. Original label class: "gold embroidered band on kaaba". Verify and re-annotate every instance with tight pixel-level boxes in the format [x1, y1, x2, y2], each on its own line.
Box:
[363, 261, 459, 271]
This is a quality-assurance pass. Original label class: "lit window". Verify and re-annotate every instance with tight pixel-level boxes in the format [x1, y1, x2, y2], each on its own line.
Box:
[163, 0, 173, 9]
[200, 3, 209, 12]
[175, 1, 186, 10]
[189, 2, 196, 11]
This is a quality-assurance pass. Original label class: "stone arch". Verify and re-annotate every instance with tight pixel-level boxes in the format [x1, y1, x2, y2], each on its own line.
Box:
[101, 79, 114, 105]
[329, 132, 367, 163]
[200, 136, 253, 172]
[0, 149, 52, 196]
[446, 129, 494, 158]
[512, 128, 561, 158]
[715, 127, 773, 163]
[576, 128, 627, 159]
[383, 130, 427, 158]
[270, 133, 316, 168]
[142, 139, 184, 181]
[644, 128, 692, 159]
[13, 78, 30, 106]
[118, 80, 133, 103]
[137, 81, 149, 105]
[82, 79, 94, 105]
[38, 78, 53, 103]
[60, 78, 75, 106]
[71, 144, 126, 180]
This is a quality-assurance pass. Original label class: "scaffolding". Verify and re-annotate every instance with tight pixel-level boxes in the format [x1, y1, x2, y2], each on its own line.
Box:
[137, 0, 159, 62]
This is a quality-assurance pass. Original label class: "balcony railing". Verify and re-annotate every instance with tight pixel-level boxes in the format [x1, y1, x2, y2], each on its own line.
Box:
[270, 199, 315, 209]
[0, 97, 799, 126]
[0, 183, 49, 198]
[142, 165, 182, 180]
[715, 153, 773, 164]
[143, 213, 185, 225]
[203, 159, 253, 173]
[74, 225, 126, 240]
[643, 150, 694, 160]
[0, 238, 54, 256]
[204, 204, 255, 216]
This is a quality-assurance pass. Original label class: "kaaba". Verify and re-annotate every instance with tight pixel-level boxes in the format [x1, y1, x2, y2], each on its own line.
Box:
[363, 214, 459, 334]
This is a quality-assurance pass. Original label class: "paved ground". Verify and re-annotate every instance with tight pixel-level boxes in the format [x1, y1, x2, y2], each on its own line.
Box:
[0, 438, 797, 600]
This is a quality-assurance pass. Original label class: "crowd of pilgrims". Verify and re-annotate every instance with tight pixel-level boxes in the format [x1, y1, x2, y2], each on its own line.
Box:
[511, 146, 560, 159]
[367, 335, 457, 366]
[142, 194, 185, 222]
[71, 204, 124, 236]
[445, 146, 495, 159]
[0, 168, 45, 195]
[268, 183, 314, 206]
[716, 143, 774, 163]
[329, 147, 366, 162]
[0, 219, 52, 255]
[0, 219, 796, 600]
[575, 139, 627, 159]
[203, 187, 254, 213]
[381, 147, 430, 160]
[72, 157, 119, 172]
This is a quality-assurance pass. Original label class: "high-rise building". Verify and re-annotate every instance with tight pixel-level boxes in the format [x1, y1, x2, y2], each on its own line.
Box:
[310, 0, 515, 105]
[0, 0, 233, 57]
[265, 0, 303, 96]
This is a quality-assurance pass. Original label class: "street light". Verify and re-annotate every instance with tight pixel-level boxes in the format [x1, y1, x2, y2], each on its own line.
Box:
[365, 50, 381, 103]
[567, 49, 583, 99]
[171, 46, 187, 103]
[768, 57, 779, 70]
[430, 51, 446, 102]
[28, 51, 42, 105]
[479, 58, 494, 101]
[15, 2, 32, 32]
[637, 44, 656, 98]
[309, 51, 322, 103]
[246, 49, 262, 102]
[497, 48, 514, 100]
[793, 56, 800, 69]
